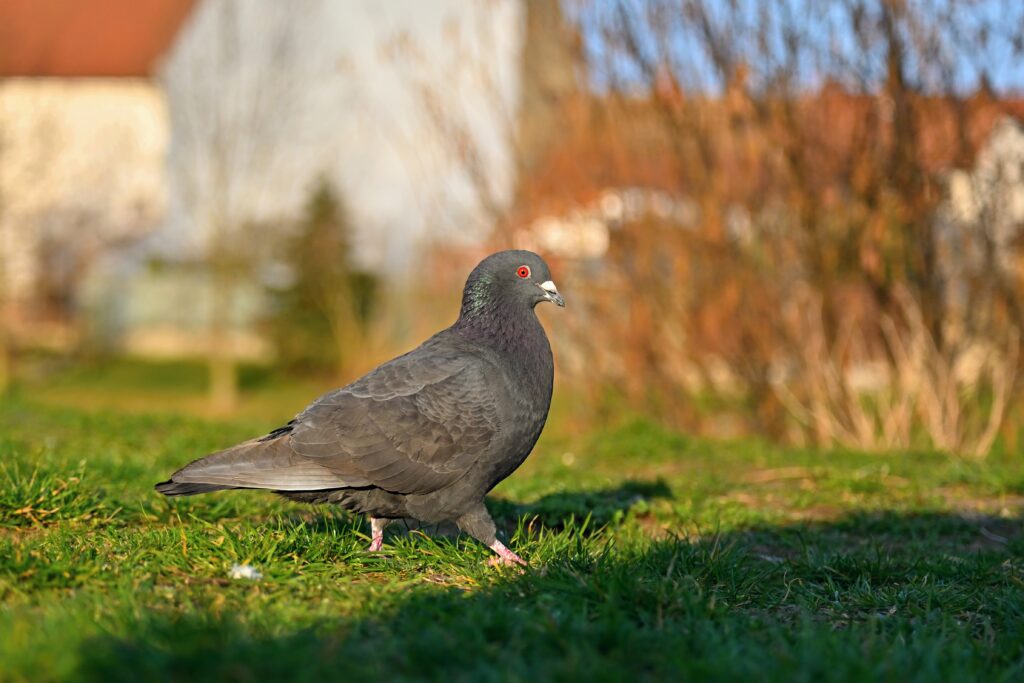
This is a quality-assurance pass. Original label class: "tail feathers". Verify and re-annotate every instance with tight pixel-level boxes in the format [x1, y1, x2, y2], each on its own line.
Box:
[155, 434, 355, 497]
[155, 480, 234, 496]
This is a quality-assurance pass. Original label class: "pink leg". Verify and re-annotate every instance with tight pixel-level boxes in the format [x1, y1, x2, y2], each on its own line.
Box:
[368, 517, 390, 552]
[487, 539, 527, 567]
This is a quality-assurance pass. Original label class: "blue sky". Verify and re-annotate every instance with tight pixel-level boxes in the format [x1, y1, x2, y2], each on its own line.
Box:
[568, 0, 1024, 95]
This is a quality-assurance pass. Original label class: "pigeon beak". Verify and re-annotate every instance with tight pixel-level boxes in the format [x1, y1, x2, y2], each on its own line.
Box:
[538, 280, 565, 307]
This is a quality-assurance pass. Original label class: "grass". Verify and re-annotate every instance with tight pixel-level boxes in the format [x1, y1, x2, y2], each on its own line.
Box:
[2, 359, 1024, 681]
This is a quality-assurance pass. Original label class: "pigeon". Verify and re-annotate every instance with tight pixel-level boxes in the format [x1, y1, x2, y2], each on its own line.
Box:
[156, 250, 564, 566]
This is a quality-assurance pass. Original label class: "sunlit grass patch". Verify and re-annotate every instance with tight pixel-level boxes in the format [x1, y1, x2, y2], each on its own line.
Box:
[0, 462, 121, 529]
[1, 399, 1023, 681]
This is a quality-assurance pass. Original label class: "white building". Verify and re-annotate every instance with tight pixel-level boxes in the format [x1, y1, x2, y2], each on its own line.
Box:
[0, 0, 192, 324]
[1, 0, 524, 355]
[0, 79, 168, 305]
[939, 116, 1024, 342]
[158, 0, 521, 272]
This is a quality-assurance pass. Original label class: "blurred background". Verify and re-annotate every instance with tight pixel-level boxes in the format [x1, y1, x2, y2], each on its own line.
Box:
[1, 0, 1023, 457]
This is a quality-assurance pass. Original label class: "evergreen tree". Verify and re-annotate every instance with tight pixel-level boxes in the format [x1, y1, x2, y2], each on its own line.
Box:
[268, 181, 377, 377]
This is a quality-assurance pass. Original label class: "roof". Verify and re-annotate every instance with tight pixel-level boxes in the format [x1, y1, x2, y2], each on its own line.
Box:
[0, 0, 196, 77]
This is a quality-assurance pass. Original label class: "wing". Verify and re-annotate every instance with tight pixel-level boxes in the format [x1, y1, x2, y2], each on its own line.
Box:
[288, 345, 502, 495]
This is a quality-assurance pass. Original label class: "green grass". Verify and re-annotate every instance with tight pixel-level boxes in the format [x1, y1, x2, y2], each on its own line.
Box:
[2, 376, 1024, 681]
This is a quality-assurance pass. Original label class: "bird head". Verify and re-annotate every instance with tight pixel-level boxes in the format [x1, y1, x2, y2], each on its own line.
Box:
[460, 250, 565, 317]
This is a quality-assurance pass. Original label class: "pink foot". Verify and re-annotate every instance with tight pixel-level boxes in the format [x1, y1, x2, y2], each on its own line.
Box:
[367, 517, 390, 553]
[488, 539, 527, 567]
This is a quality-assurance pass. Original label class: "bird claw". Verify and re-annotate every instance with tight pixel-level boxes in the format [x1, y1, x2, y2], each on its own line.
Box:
[487, 539, 527, 570]
[367, 517, 390, 553]
[487, 555, 527, 570]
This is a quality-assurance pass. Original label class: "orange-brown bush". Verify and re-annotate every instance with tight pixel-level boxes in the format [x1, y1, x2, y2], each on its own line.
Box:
[405, 0, 1024, 455]
[511, 0, 1024, 455]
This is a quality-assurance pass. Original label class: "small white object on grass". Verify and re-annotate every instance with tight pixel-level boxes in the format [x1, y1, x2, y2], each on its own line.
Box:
[229, 564, 262, 580]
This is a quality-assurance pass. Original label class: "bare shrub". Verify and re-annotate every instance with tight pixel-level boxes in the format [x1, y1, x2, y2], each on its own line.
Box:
[774, 285, 1018, 456]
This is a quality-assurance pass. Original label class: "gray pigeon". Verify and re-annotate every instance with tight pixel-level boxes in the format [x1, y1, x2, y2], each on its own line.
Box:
[156, 250, 564, 566]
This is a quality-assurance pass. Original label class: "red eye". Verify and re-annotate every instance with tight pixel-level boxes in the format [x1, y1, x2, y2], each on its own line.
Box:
[516, 265, 531, 279]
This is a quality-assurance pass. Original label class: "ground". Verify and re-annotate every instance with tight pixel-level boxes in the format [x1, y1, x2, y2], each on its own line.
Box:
[1, 359, 1023, 681]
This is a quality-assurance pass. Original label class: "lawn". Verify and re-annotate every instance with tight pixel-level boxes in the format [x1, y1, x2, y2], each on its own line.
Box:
[2, 364, 1024, 681]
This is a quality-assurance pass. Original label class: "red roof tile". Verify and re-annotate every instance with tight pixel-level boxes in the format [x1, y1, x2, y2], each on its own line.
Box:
[0, 0, 196, 77]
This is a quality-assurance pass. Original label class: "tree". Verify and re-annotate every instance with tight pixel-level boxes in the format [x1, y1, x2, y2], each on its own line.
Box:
[267, 181, 378, 380]
[161, 0, 327, 412]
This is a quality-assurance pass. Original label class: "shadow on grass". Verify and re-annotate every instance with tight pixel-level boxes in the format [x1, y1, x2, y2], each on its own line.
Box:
[490, 478, 674, 528]
[73, 510, 1024, 682]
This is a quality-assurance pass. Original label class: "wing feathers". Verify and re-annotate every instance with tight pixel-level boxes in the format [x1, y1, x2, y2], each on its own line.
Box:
[164, 435, 364, 492]
[288, 350, 501, 495]
[158, 335, 504, 498]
